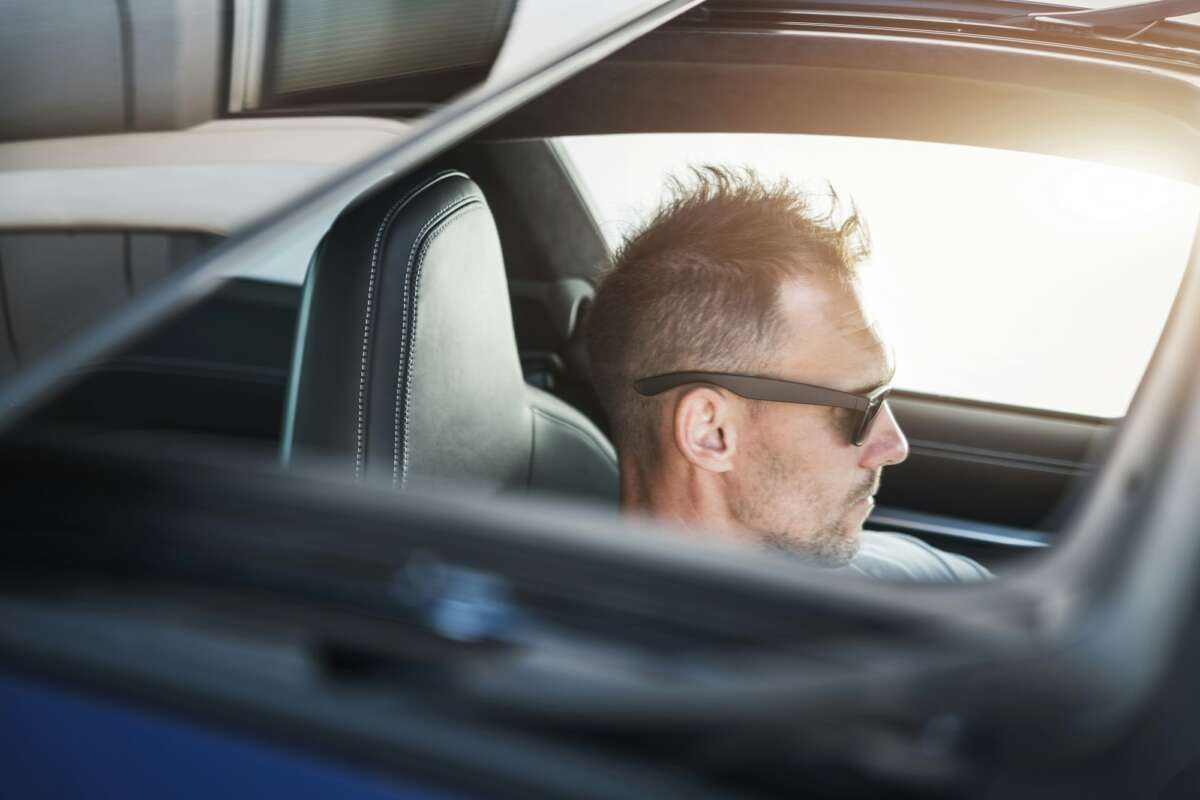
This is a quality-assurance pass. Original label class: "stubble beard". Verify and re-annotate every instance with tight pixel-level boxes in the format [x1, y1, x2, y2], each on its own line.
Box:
[737, 457, 880, 568]
[758, 506, 862, 566]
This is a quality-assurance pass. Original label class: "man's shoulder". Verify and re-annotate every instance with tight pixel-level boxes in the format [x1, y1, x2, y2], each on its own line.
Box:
[835, 530, 993, 583]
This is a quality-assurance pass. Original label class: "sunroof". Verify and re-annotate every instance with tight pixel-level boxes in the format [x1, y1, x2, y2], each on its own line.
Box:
[1006, 0, 1200, 25]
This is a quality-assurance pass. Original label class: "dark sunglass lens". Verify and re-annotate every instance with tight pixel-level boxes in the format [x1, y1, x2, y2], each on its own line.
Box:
[853, 401, 884, 446]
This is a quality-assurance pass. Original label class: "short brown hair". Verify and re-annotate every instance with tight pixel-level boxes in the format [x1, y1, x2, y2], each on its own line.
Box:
[585, 165, 870, 456]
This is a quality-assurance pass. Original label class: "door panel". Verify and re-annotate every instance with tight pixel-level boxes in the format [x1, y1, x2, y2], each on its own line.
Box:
[27, 278, 299, 443]
[872, 393, 1116, 564]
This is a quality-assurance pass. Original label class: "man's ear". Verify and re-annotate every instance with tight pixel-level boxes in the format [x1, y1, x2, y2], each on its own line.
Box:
[671, 387, 738, 473]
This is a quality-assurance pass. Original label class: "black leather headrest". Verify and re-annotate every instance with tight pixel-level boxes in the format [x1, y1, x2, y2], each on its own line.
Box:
[282, 169, 618, 499]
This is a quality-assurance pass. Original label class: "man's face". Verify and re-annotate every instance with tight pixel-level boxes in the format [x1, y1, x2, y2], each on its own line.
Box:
[727, 275, 908, 565]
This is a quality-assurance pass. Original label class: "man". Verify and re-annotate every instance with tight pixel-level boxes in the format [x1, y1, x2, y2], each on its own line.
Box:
[585, 166, 989, 582]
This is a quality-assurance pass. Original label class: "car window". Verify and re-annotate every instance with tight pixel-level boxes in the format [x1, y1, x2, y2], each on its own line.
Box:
[0, 230, 219, 376]
[559, 133, 1200, 419]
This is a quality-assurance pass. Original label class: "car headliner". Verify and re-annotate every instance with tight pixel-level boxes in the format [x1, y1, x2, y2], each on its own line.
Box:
[0, 118, 410, 236]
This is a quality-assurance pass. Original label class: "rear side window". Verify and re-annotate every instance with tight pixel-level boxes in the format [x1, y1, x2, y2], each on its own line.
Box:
[559, 134, 1199, 419]
[0, 230, 218, 376]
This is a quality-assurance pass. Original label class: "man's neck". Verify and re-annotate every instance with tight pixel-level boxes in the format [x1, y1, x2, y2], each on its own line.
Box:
[618, 454, 739, 535]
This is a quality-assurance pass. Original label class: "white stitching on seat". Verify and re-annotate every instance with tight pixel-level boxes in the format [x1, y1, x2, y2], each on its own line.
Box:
[353, 171, 463, 481]
[393, 200, 484, 488]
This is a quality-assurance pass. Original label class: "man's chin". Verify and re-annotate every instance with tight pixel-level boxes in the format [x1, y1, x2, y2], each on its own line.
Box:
[761, 523, 862, 567]
[809, 530, 861, 567]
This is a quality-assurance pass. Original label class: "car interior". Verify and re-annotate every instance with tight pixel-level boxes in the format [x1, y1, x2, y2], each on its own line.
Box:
[10, 129, 1098, 569]
[11, 140, 1128, 576]
[9, 1, 1200, 796]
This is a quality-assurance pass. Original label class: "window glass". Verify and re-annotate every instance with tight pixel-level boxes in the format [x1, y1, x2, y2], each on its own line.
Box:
[560, 134, 1200, 418]
[0, 230, 219, 378]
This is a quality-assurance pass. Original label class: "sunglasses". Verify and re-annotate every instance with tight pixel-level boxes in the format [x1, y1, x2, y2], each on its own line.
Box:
[632, 371, 892, 446]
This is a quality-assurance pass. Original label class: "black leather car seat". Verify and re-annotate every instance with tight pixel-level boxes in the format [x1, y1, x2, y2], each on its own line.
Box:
[281, 169, 618, 501]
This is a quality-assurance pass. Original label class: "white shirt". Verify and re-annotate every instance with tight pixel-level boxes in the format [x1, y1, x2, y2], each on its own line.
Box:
[831, 531, 994, 582]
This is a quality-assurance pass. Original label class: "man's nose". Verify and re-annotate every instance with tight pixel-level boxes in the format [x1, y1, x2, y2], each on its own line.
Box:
[860, 402, 908, 468]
